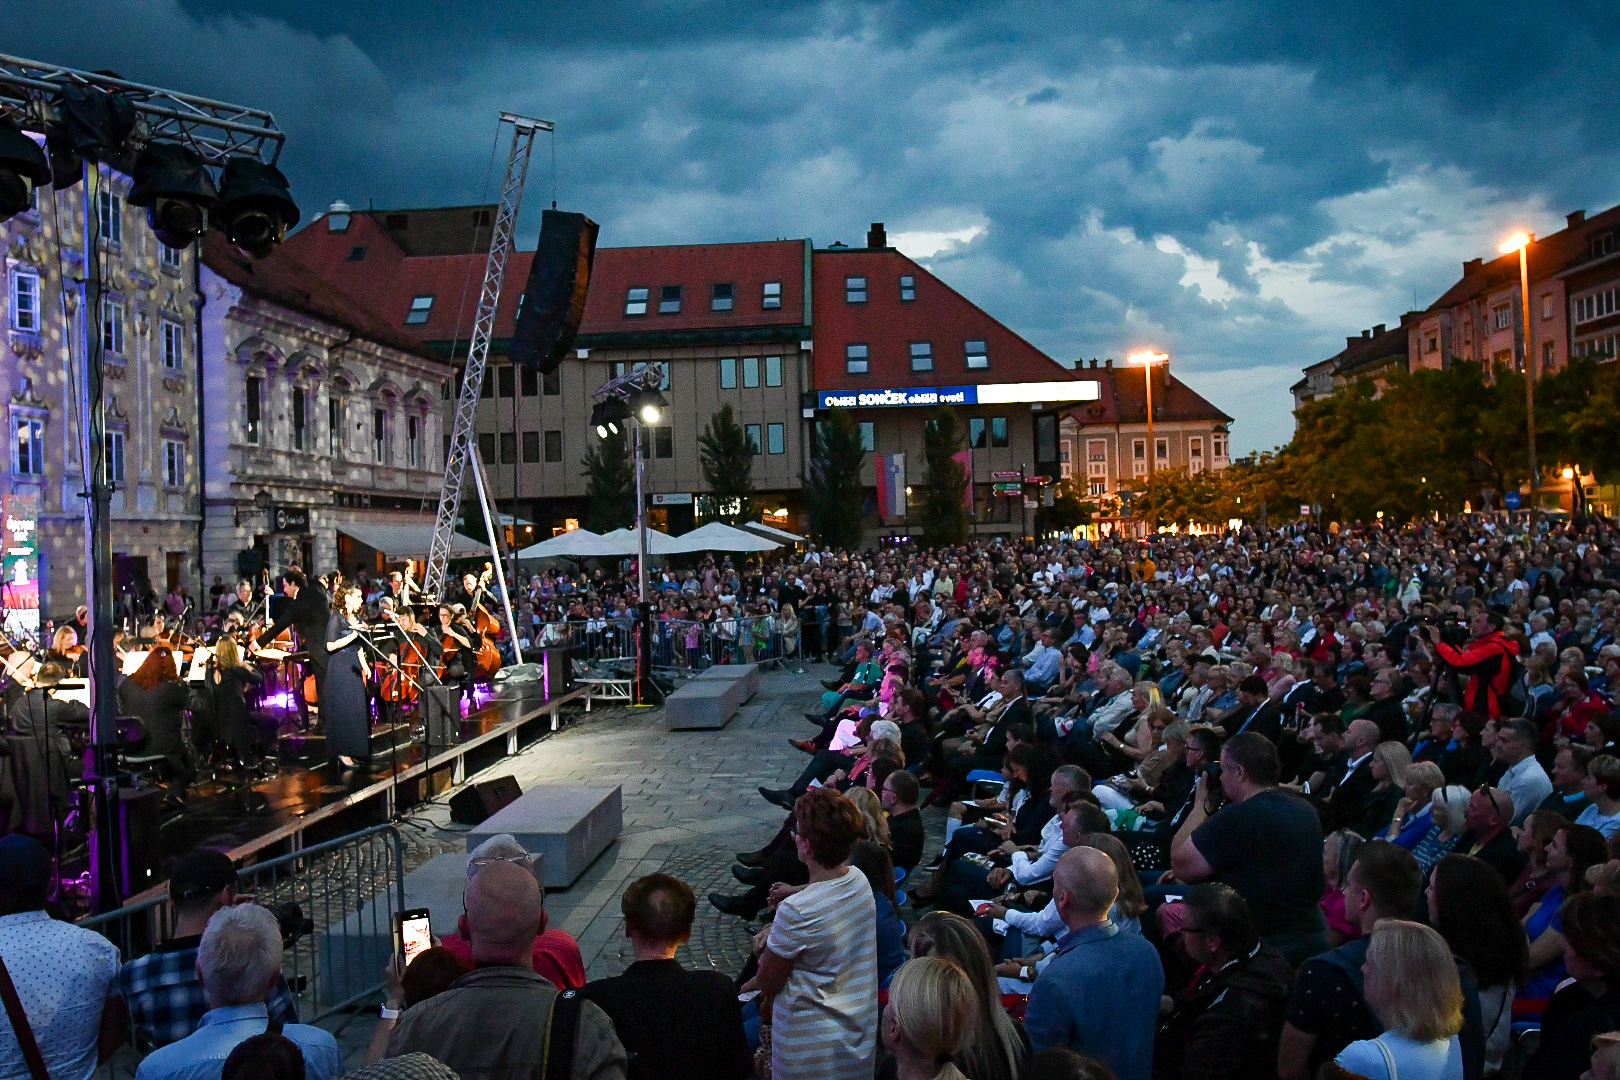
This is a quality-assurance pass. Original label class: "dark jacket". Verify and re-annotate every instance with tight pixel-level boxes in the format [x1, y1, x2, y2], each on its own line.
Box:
[888, 807, 925, 873]
[1154, 942, 1294, 1080]
[982, 695, 1033, 758]
[1322, 756, 1377, 833]
[1364, 698, 1407, 743]
[1462, 827, 1529, 887]
[581, 959, 750, 1080]
[1222, 699, 1283, 743]
[256, 587, 331, 672]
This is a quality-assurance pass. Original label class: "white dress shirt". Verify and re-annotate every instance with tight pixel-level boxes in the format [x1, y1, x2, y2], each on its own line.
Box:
[1010, 812, 1070, 884]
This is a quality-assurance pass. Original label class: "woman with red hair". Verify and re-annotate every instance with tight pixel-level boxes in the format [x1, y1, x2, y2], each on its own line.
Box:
[117, 645, 193, 795]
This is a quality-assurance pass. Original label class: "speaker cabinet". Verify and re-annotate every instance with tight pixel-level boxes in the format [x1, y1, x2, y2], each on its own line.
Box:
[118, 787, 167, 896]
[510, 209, 599, 373]
[449, 774, 522, 826]
[420, 687, 460, 752]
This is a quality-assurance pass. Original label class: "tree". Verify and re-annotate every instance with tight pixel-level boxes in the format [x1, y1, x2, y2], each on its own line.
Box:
[698, 403, 756, 524]
[805, 410, 867, 549]
[918, 405, 969, 546]
[1039, 477, 1100, 534]
[580, 429, 634, 532]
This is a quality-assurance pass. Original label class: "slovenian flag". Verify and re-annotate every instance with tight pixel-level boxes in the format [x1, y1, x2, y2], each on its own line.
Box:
[876, 453, 907, 519]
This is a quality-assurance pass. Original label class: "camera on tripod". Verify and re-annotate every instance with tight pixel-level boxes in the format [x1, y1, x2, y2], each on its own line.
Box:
[1420, 614, 1469, 648]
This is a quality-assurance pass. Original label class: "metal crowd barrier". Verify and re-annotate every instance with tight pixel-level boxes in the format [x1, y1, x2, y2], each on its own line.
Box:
[535, 617, 803, 672]
[80, 823, 407, 1026]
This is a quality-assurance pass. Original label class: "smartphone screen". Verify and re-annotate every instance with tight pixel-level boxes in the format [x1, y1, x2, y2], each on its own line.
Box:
[396, 908, 432, 969]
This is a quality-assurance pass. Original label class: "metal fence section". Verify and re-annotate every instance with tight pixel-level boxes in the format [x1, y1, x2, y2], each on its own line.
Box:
[536, 617, 803, 673]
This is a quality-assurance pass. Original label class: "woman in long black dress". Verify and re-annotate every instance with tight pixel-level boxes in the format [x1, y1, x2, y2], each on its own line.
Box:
[117, 646, 193, 799]
[208, 635, 264, 768]
[323, 586, 372, 772]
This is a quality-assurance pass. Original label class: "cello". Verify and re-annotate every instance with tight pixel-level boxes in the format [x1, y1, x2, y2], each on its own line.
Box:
[465, 563, 504, 681]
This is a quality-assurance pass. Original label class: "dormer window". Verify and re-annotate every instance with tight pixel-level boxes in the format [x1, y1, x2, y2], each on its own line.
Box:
[659, 285, 682, 314]
[625, 287, 649, 316]
[405, 295, 434, 325]
[711, 283, 734, 311]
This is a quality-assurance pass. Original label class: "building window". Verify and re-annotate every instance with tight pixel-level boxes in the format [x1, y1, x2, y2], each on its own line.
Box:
[659, 285, 682, 314]
[1543, 340, 1555, 369]
[1087, 439, 1108, 479]
[544, 429, 563, 462]
[499, 432, 516, 464]
[291, 388, 307, 451]
[859, 422, 875, 452]
[845, 276, 867, 303]
[1132, 439, 1147, 476]
[846, 343, 869, 374]
[543, 368, 560, 395]
[762, 281, 781, 309]
[96, 190, 122, 246]
[965, 340, 988, 369]
[10, 268, 40, 332]
[373, 409, 389, 463]
[711, 283, 733, 311]
[1155, 437, 1169, 462]
[1573, 287, 1618, 325]
[991, 416, 1009, 448]
[101, 298, 124, 354]
[615, 361, 670, 389]
[160, 242, 184, 269]
[767, 422, 785, 454]
[654, 426, 673, 458]
[161, 319, 184, 372]
[743, 356, 760, 388]
[900, 275, 916, 301]
[246, 377, 263, 445]
[478, 432, 495, 464]
[1592, 233, 1616, 260]
[1542, 295, 1554, 320]
[497, 365, 514, 398]
[521, 431, 539, 463]
[479, 368, 493, 398]
[969, 418, 987, 448]
[625, 287, 649, 316]
[1090, 478, 1108, 496]
[1188, 436, 1204, 473]
[1213, 434, 1228, 461]
[1425, 334, 1438, 354]
[405, 295, 434, 324]
[12, 414, 43, 476]
[346, 245, 366, 262]
[720, 357, 738, 389]
[407, 416, 422, 467]
[909, 342, 933, 372]
[163, 439, 186, 487]
[1492, 303, 1512, 331]
[104, 429, 124, 484]
[520, 366, 538, 397]
[745, 424, 762, 455]
[765, 355, 783, 387]
[328, 395, 342, 454]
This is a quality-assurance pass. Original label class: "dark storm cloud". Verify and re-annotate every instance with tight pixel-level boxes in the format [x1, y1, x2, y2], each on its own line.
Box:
[9, 0, 1618, 451]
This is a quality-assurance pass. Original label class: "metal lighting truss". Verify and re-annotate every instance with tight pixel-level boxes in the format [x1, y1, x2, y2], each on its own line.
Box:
[422, 111, 553, 602]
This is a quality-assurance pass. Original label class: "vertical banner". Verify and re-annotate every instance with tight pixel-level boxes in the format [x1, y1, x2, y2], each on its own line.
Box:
[875, 453, 908, 519]
[2, 494, 41, 643]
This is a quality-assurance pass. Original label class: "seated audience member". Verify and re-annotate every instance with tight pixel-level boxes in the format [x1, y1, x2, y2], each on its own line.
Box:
[386, 860, 627, 1079]
[219, 1034, 307, 1080]
[134, 905, 341, 1080]
[437, 833, 586, 989]
[1152, 882, 1294, 1080]
[1320, 829, 1365, 947]
[1508, 810, 1567, 915]
[0, 835, 124, 1080]
[1427, 855, 1529, 1077]
[1320, 719, 1381, 832]
[365, 947, 470, 1065]
[1457, 787, 1528, 886]
[844, 840, 909, 988]
[1516, 822, 1610, 1022]
[1017, 1047, 1124, 1080]
[908, 911, 1029, 1080]
[1493, 719, 1554, 825]
[1576, 753, 1620, 839]
[119, 849, 298, 1051]
[1521, 892, 1620, 1080]
[1334, 920, 1466, 1080]
[1169, 732, 1329, 964]
[930, 765, 1086, 916]
[881, 769, 925, 872]
[881, 957, 980, 1080]
[582, 874, 751, 1080]
[1412, 785, 1473, 874]
[1537, 744, 1595, 821]
[1380, 760, 1446, 849]
[1023, 847, 1165, 1080]
[1278, 840, 1484, 1080]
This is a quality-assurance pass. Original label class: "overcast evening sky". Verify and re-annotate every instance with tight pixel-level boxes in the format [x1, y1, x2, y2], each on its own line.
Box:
[9, 1, 1620, 452]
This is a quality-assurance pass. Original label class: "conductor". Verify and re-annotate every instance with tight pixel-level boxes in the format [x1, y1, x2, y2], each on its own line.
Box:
[252, 568, 331, 707]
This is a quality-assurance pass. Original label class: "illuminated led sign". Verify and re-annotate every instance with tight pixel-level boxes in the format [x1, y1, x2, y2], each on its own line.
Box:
[817, 380, 1100, 409]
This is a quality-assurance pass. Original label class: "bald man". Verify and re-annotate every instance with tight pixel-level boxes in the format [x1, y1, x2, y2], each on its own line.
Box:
[1023, 848, 1164, 1080]
[387, 861, 627, 1080]
[1322, 718, 1382, 833]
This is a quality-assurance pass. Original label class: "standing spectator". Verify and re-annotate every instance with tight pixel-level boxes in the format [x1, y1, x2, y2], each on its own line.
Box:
[1170, 732, 1329, 963]
[0, 835, 124, 1080]
[134, 905, 341, 1080]
[743, 788, 877, 1080]
[582, 874, 751, 1080]
[1334, 920, 1466, 1080]
[386, 860, 626, 1079]
[1153, 882, 1294, 1080]
[1425, 611, 1519, 719]
[1522, 892, 1620, 1080]
[1023, 847, 1164, 1080]
[1493, 720, 1554, 825]
[1427, 855, 1528, 1076]
[118, 849, 297, 1051]
[880, 957, 979, 1080]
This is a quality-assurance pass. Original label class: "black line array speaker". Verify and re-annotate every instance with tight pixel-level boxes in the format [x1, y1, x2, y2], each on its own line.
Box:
[510, 209, 599, 374]
[420, 686, 460, 752]
[449, 774, 523, 826]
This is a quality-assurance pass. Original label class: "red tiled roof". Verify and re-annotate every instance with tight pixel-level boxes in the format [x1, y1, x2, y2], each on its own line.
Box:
[810, 248, 1082, 389]
[1079, 363, 1232, 425]
[1428, 203, 1620, 310]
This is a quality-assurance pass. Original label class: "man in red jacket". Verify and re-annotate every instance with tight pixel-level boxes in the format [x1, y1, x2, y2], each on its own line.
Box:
[1427, 610, 1519, 718]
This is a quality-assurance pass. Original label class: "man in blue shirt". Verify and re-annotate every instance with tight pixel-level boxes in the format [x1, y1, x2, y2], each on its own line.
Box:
[135, 905, 341, 1080]
[1023, 847, 1164, 1080]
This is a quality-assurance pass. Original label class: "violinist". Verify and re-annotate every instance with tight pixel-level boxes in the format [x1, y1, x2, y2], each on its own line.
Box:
[251, 569, 330, 712]
[437, 603, 475, 695]
[322, 585, 372, 774]
[117, 646, 193, 801]
[223, 579, 257, 620]
[138, 612, 168, 645]
[207, 636, 264, 769]
[46, 625, 87, 678]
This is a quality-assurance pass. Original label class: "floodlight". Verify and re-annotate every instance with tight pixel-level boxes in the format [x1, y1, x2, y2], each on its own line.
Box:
[128, 141, 218, 248]
[0, 120, 50, 221]
[216, 157, 300, 258]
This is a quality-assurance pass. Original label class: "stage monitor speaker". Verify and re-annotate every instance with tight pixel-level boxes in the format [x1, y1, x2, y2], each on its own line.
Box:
[420, 686, 460, 752]
[541, 647, 571, 698]
[449, 774, 522, 826]
[118, 787, 166, 896]
[510, 209, 598, 374]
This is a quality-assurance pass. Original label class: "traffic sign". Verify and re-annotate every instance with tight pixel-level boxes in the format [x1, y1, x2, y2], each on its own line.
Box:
[993, 482, 1023, 495]
[1503, 491, 1522, 510]
[990, 470, 1022, 480]
[1027, 475, 1053, 485]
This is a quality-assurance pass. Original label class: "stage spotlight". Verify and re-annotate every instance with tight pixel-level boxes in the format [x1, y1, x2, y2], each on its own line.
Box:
[597, 397, 628, 437]
[590, 401, 609, 439]
[629, 387, 668, 426]
[128, 141, 218, 248]
[216, 156, 300, 258]
[52, 85, 138, 169]
[0, 120, 50, 221]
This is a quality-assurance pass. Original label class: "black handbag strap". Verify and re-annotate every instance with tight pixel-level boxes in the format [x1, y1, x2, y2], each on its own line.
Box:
[266, 1016, 284, 1037]
[0, 952, 51, 1080]
[545, 988, 583, 1080]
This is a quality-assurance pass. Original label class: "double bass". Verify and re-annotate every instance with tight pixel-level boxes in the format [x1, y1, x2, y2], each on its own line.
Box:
[464, 563, 503, 681]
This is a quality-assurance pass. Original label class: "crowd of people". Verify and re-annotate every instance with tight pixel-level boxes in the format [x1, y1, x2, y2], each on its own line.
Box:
[7, 513, 1620, 1080]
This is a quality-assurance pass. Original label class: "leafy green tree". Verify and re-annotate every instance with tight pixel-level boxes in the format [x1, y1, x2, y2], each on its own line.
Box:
[918, 405, 969, 546]
[698, 403, 756, 524]
[805, 411, 867, 549]
[1039, 477, 1100, 534]
[581, 430, 634, 532]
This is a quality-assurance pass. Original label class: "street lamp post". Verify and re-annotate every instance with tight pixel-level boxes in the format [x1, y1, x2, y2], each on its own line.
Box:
[1501, 232, 1538, 526]
[1126, 350, 1168, 535]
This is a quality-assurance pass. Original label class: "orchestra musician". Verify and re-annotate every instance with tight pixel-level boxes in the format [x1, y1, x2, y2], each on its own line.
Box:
[5, 660, 85, 837]
[322, 585, 373, 773]
[207, 636, 265, 769]
[117, 646, 194, 800]
[437, 603, 475, 701]
[46, 625, 87, 678]
[223, 579, 257, 620]
[251, 568, 330, 713]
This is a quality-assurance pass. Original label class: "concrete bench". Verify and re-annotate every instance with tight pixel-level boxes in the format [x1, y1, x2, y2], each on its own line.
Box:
[664, 662, 759, 730]
[465, 784, 622, 888]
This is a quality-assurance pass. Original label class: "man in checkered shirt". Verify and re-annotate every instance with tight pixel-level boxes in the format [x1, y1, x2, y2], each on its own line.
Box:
[115, 850, 297, 1051]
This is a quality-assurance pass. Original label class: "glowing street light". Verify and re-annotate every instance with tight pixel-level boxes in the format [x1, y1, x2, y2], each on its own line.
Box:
[1127, 350, 1169, 481]
[1499, 231, 1539, 521]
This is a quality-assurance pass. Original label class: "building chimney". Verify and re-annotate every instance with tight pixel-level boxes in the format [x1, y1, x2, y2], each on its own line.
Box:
[1104, 358, 1114, 369]
[1348, 335, 1361, 349]
[1463, 257, 1483, 274]
[1373, 324, 1386, 335]
[866, 222, 887, 249]
[1567, 209, 1586, 229]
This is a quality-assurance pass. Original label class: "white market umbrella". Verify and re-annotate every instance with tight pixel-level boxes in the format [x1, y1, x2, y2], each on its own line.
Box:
[742, 521, 806, 544]
[665, 521, 782, 554]
[515, 528, 620, 559]
[599, 526, 684, 556]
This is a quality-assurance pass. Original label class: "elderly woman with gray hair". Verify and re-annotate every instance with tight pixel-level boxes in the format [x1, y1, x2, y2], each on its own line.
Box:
[436, 833, 586, 989]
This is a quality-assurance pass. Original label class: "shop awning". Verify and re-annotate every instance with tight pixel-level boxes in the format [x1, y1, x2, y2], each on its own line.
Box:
[337, 522, 488, 561]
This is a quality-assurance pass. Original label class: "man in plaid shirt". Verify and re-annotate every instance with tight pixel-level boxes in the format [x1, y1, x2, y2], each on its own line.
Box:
[115, 850, 297, 1051]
